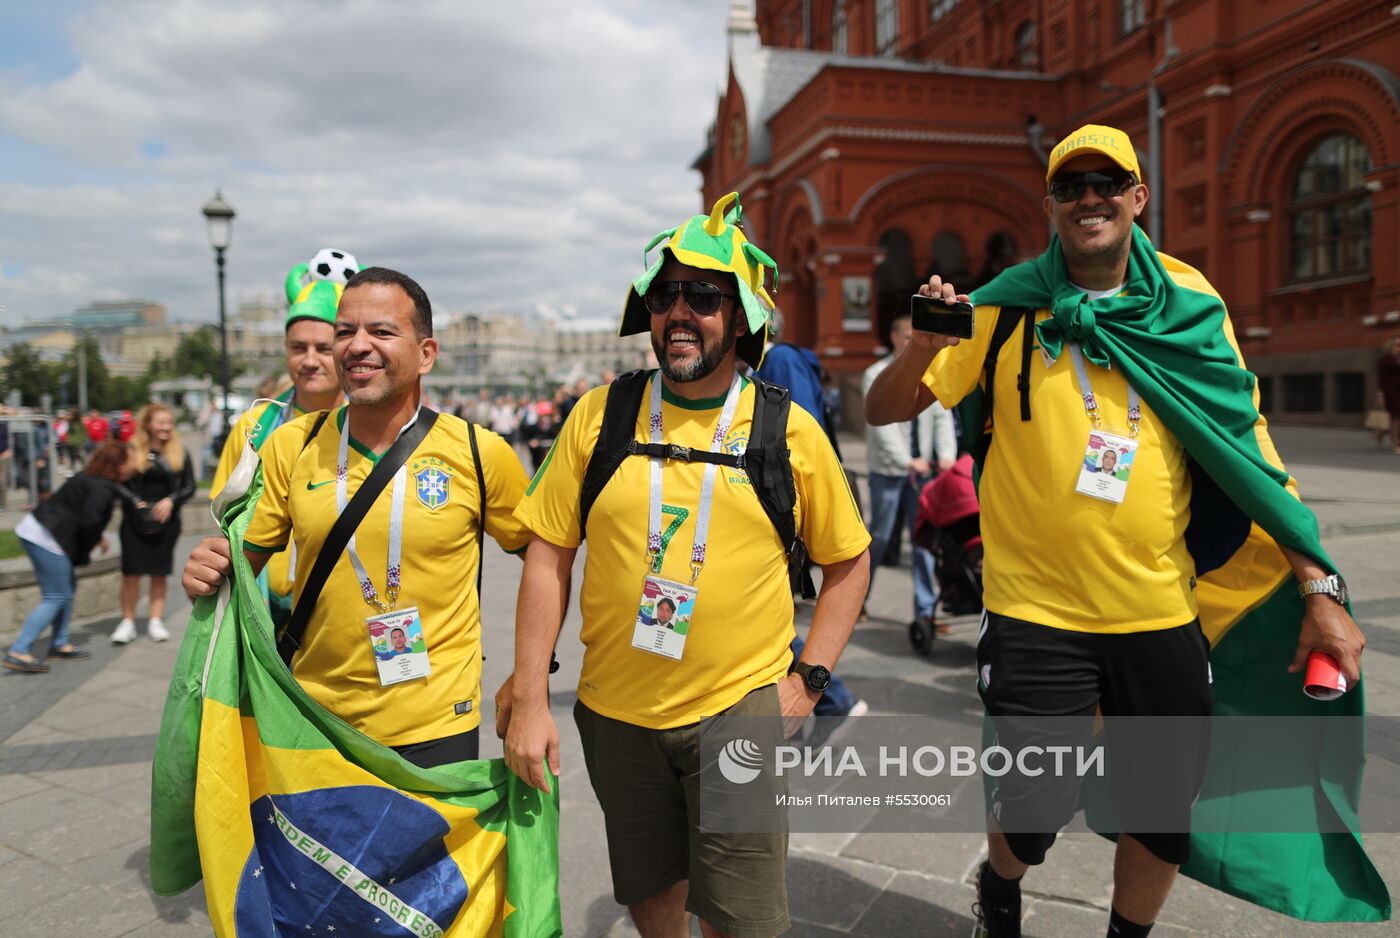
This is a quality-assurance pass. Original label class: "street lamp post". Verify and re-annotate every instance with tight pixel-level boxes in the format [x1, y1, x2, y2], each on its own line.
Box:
[201, 190, 236, 441]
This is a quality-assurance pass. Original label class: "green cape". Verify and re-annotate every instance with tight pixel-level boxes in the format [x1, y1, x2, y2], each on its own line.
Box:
[961, 225, 1389, 922]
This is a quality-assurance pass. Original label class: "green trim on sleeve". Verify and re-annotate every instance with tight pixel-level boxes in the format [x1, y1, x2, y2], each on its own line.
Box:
[524, 439, 559, 497]
[243, 541, 285, 554]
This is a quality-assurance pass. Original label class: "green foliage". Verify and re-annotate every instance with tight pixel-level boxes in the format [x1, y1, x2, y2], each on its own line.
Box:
[0, 529, 21, 561]
[161, 326, 244, 383]
[1, 343, 60, 407]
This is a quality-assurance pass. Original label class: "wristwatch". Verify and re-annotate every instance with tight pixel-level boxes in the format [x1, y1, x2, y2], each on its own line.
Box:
[1298, 574, 1348, 606]
[793, 661, 832, 693]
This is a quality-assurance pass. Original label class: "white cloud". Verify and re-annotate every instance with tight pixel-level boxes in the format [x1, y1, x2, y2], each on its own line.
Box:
[0, 0, 732, 324]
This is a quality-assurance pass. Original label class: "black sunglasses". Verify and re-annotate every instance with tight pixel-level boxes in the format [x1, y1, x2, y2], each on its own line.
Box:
[643, 281, 738, 317]
[1048, 170, 1137, 204]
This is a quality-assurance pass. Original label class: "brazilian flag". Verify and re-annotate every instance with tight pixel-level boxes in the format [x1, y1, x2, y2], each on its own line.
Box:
[963, 227, 1390, 922]
[148, 447, 561, 937]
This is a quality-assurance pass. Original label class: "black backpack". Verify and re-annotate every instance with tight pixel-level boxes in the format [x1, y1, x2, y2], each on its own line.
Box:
[578, 369, 816, 599]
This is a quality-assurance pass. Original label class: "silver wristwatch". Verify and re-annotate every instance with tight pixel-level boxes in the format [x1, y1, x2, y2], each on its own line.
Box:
[1298, 574, 1348, 606]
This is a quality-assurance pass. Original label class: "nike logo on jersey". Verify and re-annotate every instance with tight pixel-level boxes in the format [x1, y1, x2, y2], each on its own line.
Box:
[305, 479, 335, 490]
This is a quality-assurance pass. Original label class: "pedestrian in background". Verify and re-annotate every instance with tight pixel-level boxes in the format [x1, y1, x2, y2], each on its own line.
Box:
[4, 442, 133, 673]
[1376, 335, 1400, 454]
[862, 313, 956, 635]
[111, 404, 195, 644]
[0, 410, 10, 511]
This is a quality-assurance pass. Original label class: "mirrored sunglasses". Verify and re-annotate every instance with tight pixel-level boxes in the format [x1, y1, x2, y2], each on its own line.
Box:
[1049, 170, 1137, 204]
[643, 281, 738, 317]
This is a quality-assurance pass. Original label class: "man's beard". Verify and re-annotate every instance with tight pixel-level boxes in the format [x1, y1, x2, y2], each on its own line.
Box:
[653, 313, 739, 383]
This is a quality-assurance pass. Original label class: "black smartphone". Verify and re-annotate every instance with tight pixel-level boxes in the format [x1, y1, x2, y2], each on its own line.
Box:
[910, 294, 975, 339]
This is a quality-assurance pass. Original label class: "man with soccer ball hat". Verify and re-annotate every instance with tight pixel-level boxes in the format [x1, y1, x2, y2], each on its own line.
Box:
[505, 192, 871, 937]
[207, 249, 360, 628]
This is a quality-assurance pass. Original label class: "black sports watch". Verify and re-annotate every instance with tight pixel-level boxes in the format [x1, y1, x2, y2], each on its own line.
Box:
[793, 661, 832, 693]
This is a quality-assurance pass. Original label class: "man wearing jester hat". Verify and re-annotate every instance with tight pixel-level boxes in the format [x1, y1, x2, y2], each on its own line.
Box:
[207, 250, 356, 628]
[507, 193, 871, 937]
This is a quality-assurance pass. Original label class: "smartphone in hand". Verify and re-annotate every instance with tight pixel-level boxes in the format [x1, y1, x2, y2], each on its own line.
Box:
[911, 294, 975, 339]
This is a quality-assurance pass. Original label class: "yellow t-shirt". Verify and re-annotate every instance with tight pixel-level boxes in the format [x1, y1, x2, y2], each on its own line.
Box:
[515, 374, 870, 730]
[244, 407, 530, 747]
[210, 393, 312, 599]
[922, 270, 1216, 633]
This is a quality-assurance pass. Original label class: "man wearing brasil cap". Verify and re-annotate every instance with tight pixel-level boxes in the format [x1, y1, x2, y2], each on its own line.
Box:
[867, 124, 1371, 936]
[505, 193, 870, 936]
[207, 253, 352, 630]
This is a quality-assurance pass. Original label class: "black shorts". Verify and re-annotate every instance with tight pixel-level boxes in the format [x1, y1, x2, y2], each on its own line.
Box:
[976, 611, 1212, 866]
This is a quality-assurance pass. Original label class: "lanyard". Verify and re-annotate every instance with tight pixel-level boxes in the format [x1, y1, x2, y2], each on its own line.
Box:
[647, 371, 744, 585]
[1066, 342, 1141, 437]
[336, 407, 418, 612]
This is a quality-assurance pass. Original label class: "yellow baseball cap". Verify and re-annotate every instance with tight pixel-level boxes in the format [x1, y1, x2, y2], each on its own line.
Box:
[1046, 124, 1141, 182]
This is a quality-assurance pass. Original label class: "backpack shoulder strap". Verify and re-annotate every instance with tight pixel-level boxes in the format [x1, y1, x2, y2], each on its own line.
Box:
[968, 306, 1032, 465]
[579, 370, 652, 536]
[744, 378, 816, 597]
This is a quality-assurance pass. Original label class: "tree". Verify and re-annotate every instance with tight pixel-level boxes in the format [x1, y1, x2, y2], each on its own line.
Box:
[171, 326, 244, 383]
[59, 334, 110, 409]
[1, 343, 60, 407]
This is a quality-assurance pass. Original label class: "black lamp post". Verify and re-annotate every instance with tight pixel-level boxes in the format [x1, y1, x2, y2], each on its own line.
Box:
[201, 190, 236, 438]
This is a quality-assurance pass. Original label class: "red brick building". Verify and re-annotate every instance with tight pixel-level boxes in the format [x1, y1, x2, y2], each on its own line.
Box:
[693, 1, 1400, 422]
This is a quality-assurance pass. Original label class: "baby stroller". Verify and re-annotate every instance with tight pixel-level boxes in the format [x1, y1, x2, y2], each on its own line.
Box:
[910, 454, 983, 654]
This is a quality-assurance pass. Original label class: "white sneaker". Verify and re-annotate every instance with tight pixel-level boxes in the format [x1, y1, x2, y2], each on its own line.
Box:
[111, 619, 137, 644]
[147, 619, 170, 642]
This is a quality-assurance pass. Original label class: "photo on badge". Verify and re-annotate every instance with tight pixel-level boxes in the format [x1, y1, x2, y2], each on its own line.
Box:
[368, 609, 431, 686]
[638, 577, 696, 635]
[1075, 431, 1136, 504]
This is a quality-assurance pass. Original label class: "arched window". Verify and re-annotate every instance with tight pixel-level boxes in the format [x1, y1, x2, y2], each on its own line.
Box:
[1015, 21, 1038, 70]
[930, 232, 969, 283]
[1288, 134, 1373, 281]
[974, 232, 1019, 290]
[874, 0, 898, 56]
[831, 2, 848, 54]
[875, 230, 916, 342]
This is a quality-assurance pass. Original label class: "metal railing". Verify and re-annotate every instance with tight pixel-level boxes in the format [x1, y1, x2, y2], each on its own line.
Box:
[0, 414, 63, 506]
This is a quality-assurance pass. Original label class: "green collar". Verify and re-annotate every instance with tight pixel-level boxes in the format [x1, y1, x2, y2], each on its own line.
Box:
[659, 374, 751, 410]
[334, 407, 381, 464]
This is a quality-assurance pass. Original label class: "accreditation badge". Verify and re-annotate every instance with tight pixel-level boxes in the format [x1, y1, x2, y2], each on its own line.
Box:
[631, 575, 697, 661]
[1074, 429, 1138, 504]
[367, 606, 431, 686]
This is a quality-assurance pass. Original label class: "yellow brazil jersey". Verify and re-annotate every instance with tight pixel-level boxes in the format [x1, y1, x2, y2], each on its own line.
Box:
[210, 392, 310, 599]
[515, 373, 870, 730]
[922, 268, 1217, 634]
[243, 407, 530, 747]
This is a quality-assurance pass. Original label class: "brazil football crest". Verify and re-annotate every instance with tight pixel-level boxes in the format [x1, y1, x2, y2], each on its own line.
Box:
[412, 461, 453, 511]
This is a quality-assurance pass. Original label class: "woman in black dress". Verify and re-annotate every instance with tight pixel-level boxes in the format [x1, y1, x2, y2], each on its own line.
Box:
[111, 404, 195, 644]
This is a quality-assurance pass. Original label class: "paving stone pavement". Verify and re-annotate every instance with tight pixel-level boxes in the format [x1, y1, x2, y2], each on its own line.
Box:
[0, 426, 1396, 935]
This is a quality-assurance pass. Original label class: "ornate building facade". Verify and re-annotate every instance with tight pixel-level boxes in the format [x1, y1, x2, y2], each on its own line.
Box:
[695, 1, 1400, 421]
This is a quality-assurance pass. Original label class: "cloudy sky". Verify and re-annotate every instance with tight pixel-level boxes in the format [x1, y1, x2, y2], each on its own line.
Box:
[0, 0, 733, 325]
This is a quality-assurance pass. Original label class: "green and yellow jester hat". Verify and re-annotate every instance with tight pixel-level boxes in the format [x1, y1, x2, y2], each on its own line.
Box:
[621, 191, 779, 369]
[283, 249, 362, 331]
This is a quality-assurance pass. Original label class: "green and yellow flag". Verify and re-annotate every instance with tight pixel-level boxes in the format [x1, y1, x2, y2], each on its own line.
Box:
[965, 226, 1390, 922]
[149, 450, 561, 937]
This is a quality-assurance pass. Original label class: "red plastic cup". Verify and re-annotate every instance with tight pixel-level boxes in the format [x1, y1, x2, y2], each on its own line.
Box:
[1303, 651, 1348, 701]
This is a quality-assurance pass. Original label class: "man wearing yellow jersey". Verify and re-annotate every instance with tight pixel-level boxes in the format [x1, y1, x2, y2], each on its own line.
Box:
[865, 125, 1365, 938]
[504, 194, 870, 938]
[207, 255, 346, 630]
[183, 267, 530, 767]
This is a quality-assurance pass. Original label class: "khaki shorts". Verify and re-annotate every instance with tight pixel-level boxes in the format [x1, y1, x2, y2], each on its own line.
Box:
[574, 684, 789, 938]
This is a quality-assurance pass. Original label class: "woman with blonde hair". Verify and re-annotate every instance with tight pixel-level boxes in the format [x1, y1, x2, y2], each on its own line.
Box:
[111, 404, 195, 643]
